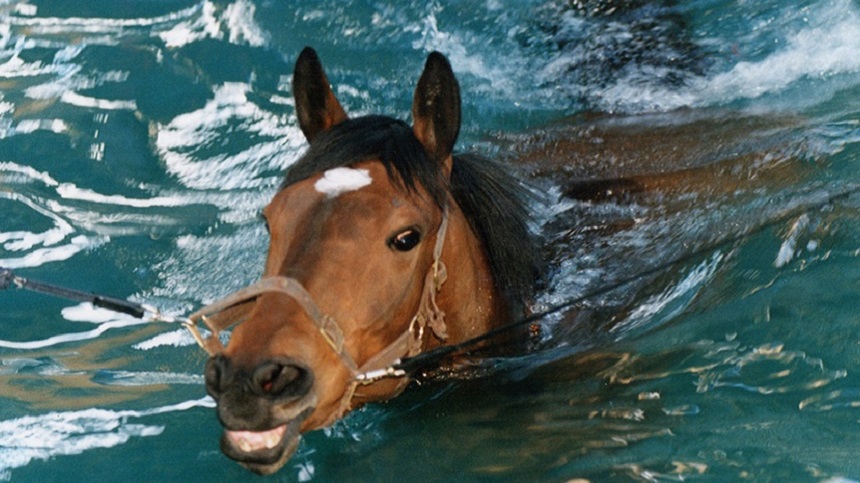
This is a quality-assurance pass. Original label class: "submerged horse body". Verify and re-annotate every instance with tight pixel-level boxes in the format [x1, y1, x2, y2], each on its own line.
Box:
[203, 47, 540, 474]
[201, 46, 806, 474]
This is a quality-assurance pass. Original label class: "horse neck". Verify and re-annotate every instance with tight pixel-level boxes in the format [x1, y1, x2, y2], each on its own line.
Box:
[434, 200, 509, 345]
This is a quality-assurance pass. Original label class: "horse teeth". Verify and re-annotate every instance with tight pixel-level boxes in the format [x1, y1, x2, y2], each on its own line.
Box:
[238, 439, 253, 453]
[264, 433, 281, 449]
[228, 428, 283, 453]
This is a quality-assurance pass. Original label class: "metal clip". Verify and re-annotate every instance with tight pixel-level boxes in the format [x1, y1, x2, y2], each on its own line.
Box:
[355, 364, 406, 384]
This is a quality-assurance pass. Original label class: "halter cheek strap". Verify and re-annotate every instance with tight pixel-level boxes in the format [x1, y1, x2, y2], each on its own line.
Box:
[183, 207, 450, 420]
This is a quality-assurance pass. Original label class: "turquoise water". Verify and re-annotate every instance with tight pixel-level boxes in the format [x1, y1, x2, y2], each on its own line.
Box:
[3, 0, 860, 480]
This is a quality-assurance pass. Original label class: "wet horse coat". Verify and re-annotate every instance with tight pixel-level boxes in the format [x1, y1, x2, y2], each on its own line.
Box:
[203, 48, 540, 474]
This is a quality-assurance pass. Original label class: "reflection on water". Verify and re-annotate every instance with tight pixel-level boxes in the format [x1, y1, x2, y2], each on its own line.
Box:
[0, 310, 169, 410]
[2, 0, 860, 480]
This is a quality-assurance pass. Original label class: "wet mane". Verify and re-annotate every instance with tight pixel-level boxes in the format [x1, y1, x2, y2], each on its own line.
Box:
[283, 115, 542, 314]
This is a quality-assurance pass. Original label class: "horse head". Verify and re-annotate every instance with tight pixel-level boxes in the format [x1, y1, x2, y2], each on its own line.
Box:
[200, 47, 539, 474]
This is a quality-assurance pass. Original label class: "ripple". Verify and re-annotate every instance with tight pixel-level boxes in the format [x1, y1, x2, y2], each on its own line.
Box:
[4, 2, 202, 34]
[0, 303, 145, 350]
[600, 339, 847, 399]
[799, 389, 860, 412]
[158, 0, 268, 48]
[0, 397, 213, 478]
[612, 252, 725, 336]
[155, 82, 302, 190]
[0, 190, 108, 269]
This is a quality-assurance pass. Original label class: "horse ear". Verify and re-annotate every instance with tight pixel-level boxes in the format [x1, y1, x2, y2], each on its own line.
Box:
[293, 47, 348, 142]
[412, 52, 461, 174]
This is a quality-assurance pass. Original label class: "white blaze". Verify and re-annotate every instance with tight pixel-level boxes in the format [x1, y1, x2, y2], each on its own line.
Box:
[314, 167, 372, 197]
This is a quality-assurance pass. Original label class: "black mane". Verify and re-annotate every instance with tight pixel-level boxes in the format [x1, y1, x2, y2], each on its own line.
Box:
[284, 115, 542, 315]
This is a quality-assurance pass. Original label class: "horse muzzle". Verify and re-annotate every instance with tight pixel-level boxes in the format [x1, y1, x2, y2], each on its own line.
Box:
[205, 355, 317, 475]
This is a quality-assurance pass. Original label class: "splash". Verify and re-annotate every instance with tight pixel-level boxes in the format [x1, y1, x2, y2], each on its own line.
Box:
[614, 252, 725, 335]
[698, 2, 860, 105]
[535, 0, 860, 112]
[774, 214, 811, 268]
[159, 0, 268, 48]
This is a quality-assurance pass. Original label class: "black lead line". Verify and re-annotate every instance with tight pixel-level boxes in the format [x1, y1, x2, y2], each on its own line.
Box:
[2, 183, 859, 375]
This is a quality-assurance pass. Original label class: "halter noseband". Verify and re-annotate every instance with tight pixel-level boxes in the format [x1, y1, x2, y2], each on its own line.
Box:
[182, 207, 450, 421]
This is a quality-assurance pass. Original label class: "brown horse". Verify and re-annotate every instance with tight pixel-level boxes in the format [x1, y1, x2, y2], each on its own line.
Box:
[200, 47, 541, 474]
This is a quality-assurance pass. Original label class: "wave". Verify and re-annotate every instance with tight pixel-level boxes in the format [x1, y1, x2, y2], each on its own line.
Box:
[0, 397, 214, 479]
[159, 0, 268, 48]
[537, 0, 860, 112]
[155, 82, 301, 190]
[4, 0, 267, 47]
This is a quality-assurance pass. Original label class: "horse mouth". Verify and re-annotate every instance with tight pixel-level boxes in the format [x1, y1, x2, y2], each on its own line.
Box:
[220, 407, 312, 475]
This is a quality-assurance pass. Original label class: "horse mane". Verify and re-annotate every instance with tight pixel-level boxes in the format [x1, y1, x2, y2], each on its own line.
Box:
[283, 115, 542, 315]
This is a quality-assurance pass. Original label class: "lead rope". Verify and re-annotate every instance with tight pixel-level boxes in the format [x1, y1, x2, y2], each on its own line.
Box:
[9, 179, 858, 406]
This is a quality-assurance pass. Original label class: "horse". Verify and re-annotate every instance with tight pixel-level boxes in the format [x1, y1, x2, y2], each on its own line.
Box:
[197, 45, 811, 474]
[200, 47, 542, 474]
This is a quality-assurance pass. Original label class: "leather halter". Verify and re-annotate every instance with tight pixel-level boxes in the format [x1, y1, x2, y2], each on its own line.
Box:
[182, 208, 450, 421]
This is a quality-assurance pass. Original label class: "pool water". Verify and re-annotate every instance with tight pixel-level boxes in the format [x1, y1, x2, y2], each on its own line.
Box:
[3, 0, 860, 481]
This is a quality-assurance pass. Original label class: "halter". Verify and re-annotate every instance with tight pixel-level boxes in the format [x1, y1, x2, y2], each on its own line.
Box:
[182, 207, 450, 421]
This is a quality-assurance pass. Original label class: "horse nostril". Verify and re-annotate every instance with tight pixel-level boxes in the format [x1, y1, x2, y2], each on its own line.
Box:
[252, 359, 312, 398]
[205, 355, 228, 399]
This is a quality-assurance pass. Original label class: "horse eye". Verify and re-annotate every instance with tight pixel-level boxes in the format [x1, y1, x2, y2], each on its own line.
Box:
[388, 229, 421, 252]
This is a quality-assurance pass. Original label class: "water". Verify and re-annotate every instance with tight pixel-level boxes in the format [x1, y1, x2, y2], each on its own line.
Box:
[2, 0, 860, 480]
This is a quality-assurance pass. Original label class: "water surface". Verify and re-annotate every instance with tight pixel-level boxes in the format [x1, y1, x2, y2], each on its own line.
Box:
[3, 0, 860, 481]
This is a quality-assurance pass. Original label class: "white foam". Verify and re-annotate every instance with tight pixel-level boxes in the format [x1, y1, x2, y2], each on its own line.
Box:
[774, 214, 810, 268]
[0, 318, 144, 350]
[9, 119, 68, 136]
[413, 8, 522, 96]
[314, 168, 373, 198]
[159, 1, 219, 48]
[0, 302, 149, 351]
[156, 82, 301, 190]
[60, 302, 138, 324]
[55, 183, 190, 208]
[158, 0, 267, 48]
[223, 0, 268, 46]
[0, 162, 59, 187]
[0, 224, 69, 251]
[583, 0, 860, 112]
[60, 91, 136, 111]
[0, 100, 13, 117]
[699, 3, 860, 104]
[0, 397, 214, 476]
[22, 68, 84, 100]
[0, 54, 70, 79]
[0, 191, 75, 252]
[14, 4, 37, 17]
[613, 252, 724, 334]
[5, 2, 202, 33]
[133, 329, 198, 350]
[0, 234, 108, 269]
